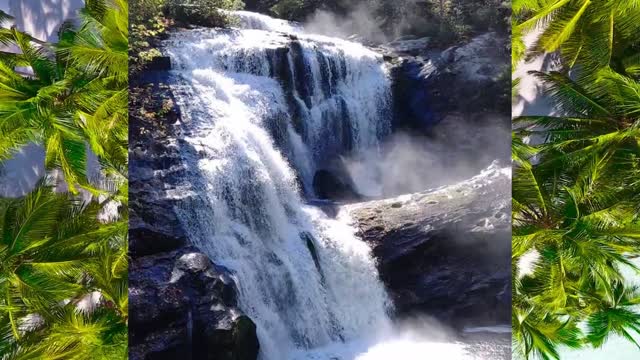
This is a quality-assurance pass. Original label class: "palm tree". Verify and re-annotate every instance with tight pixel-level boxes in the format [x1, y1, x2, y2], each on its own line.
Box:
[512, 0, 640, 75]
[512, 53, 640, 359]
[0, 180, 128, 359]
[0, 0, 128, 194]
[512, 160, 640, 358]
[0, 1, 128, 358]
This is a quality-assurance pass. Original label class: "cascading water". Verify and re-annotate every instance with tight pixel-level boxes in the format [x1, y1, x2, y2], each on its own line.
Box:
[164, 10, 473, 360]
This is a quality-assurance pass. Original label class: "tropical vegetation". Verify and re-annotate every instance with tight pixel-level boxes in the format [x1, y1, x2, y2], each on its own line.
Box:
[512, 0, 640, 359]
[0, 0, 128, 358]
[0, 0, 128, 194]
[0, 180, 128, 359]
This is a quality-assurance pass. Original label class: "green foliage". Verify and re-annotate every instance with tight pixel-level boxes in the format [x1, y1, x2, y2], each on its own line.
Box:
[129, 0, 244, 77]
[0, 1, 128, 358]
[0, 0, 128, 194]
[268, 0, 509, 45]
[0, 180, 128, 359]
[270, 0, 308, 20]
[129, 0, 166, 21]
[165, 0, 245, 27]
[129, 9, 170, 76]
[512, 3, 640, 358]
[512, 0, 640, 75]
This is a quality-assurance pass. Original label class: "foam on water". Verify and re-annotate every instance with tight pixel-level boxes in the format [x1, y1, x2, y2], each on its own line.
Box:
[227, 9, 303, 33]
[292, 339, 472, 360]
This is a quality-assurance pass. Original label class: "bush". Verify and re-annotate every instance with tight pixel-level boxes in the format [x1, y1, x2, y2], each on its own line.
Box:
[129, 0, 245, 77]
[129, 0, 171, 76]
[270, 0, 307, 19]
[130, 0, 166, 23]
[165, 0, 245, 27]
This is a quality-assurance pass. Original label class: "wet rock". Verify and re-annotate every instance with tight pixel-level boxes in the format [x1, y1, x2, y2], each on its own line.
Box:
[381, 37, 430, 56]
[129, 75, 259, 360]
[129, 80, 191, 257]
[346, 162, 511, 327]
[386, 32, 510, 130]
[129, 220, 186, 257]
[129, 248, 260, 360]
[146, 56, 171, 72]
[313, 169, 360, 201]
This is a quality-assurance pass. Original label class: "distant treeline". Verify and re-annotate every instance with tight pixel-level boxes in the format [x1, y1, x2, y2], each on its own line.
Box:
[248, 0, 510, 44]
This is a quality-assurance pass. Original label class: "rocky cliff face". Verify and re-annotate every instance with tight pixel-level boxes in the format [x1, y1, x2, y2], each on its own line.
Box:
[128, 79, 260, 360]
[345, 162, 511, 327]
[380, 32, 511, 131]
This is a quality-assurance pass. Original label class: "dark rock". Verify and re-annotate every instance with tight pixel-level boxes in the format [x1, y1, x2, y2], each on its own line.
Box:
[232, 316, 260, 360]
[313, 169, 360, 201]
[382, 37, 430, 56]
[129, 248, 260, 360]
[346, 162, 511, 327]
[146, 56, 171, 72]
[129, 80, 191, 258]
[301, 232, 324, 280]
[129, 223, 186, 257]
[386, 32, 510, 131]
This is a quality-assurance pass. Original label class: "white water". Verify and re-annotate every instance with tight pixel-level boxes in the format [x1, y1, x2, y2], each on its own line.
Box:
[165, 20, 391, 193]
[165, 11, 480, 360]
[229, 10, 303, 33]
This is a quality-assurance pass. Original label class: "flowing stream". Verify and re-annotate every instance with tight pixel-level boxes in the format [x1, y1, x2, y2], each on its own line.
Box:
[164, 10, 490, 359]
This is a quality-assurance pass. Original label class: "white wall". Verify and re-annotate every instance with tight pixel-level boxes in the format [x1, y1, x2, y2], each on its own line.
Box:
[0, 0, 84, 197]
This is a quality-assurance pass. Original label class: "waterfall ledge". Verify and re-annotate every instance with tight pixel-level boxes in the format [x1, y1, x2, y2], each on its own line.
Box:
[345, 162, 512, 327]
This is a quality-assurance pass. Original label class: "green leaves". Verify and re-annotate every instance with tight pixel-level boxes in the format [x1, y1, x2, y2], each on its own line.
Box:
[0, 0, 128, 195]
[0, 182, 128, 359]
[513, 5, 640, 357]
[0, 1, 128, 358]
[513, 0, 640, 75]
[586, 307, 640, 349]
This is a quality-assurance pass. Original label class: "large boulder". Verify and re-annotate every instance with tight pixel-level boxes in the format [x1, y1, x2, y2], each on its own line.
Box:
[129, 249, 260, 360]
[345, 161, 511, 327]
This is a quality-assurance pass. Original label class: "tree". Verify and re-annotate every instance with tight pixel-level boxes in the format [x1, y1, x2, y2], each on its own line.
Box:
[512, 0, 640, 75]
[0, 1, 128, 358]
[512, 6, 640, 356]
[0, 180, 128, 359]
[0, 0, 128, 194]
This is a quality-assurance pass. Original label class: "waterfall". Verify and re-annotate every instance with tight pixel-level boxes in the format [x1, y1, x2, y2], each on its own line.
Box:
[164, 11, 395, 360]
[165, 17, 391, 191]
[229, 10, 303, 33]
